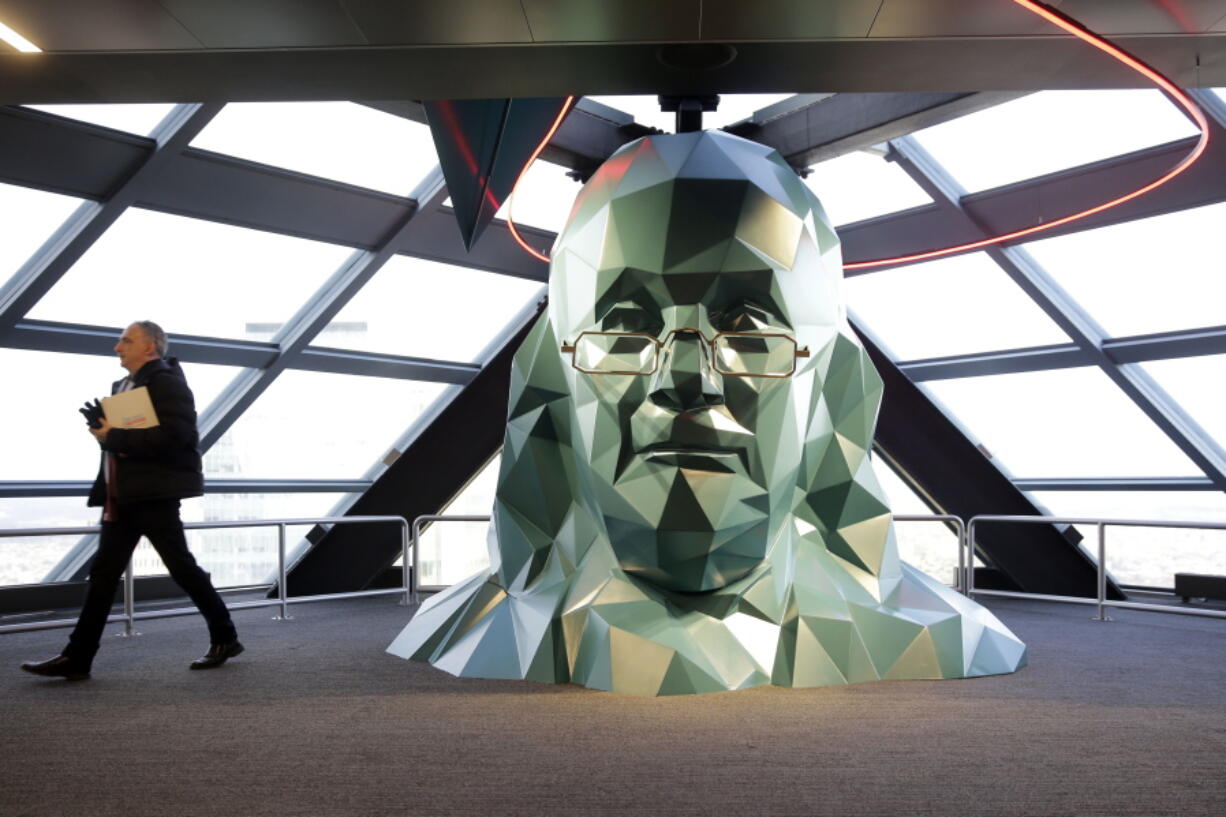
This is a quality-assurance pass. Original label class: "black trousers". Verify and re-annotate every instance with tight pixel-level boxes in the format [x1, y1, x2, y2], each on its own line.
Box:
[65, 498, 237, 667]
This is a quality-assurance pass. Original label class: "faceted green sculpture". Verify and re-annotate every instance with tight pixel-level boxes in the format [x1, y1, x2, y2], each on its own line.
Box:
[389, 130, 1027, 695]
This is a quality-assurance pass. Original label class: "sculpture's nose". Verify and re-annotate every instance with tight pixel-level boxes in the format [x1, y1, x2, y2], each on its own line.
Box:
[648, 330, 725, 413]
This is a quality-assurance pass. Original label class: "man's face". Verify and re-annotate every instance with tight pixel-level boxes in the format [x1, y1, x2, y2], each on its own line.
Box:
[114, 324, 156, 374]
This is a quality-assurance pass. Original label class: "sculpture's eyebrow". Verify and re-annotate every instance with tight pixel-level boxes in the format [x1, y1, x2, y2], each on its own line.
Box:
[715, 298, 794, 331]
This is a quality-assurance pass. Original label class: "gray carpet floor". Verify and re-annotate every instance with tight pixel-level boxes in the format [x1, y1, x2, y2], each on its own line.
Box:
[1, 595, 1223, 817]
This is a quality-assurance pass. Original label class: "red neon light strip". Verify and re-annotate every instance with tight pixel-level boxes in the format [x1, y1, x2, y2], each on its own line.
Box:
[506, 96, 577, 263]
[843, 0, 1210, 270]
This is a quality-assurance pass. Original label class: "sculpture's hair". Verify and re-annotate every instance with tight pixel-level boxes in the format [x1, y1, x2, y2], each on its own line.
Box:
[133, 320, 168, 357]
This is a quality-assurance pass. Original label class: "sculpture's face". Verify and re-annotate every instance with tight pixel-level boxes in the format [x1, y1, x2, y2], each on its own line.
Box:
[549, 132, 842, 592]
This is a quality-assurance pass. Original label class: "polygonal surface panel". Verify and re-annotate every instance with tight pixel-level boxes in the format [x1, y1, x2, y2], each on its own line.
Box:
[390, 130, 1026, 695]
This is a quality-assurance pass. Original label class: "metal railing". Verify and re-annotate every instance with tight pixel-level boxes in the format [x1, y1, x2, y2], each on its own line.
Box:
[4, 510, 1224, 635]
[966, 515, 1226, 621]
[0, 515, 410, 635]
[892, 514, 967, 592]
[410, 514, 492, 603]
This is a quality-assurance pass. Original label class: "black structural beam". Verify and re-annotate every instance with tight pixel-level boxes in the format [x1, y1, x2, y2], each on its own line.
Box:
[8, 101, 1226, 274]
[898, 325, 1226, 382]
[853, 321, 1124, 600]
[725, 91, 1024, 167]
[3, 34, 1225, 103]
[842, 129, 1226, 269]
[0, 479, 372, 499]
[285, 302, 544, 596]
[0, 319, 480, 383]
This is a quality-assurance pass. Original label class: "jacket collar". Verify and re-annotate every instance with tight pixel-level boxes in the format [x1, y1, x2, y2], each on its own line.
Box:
[128, 357, 171, 388]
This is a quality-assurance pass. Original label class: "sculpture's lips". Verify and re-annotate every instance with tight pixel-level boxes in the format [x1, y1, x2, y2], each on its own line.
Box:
[638, 444, 742, 472]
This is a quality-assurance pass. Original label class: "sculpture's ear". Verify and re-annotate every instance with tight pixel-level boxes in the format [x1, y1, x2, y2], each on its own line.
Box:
[794, 329, 899, 583]
[489, 312, 587, 592]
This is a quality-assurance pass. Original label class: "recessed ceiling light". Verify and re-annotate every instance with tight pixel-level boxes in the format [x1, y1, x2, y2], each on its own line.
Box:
[0, 20, 41, 53]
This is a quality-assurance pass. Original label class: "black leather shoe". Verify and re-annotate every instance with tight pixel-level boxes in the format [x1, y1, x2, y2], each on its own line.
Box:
[190, 641, 244, 670]
[21, 655, 90, 681]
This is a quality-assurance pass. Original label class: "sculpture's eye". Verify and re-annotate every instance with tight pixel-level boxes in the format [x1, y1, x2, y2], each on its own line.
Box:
[599, 302, 661, 335]
[719, 301, 779, 333]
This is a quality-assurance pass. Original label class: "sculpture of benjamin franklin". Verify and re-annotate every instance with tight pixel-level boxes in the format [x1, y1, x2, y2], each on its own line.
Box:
[389, 130, 1027, 695]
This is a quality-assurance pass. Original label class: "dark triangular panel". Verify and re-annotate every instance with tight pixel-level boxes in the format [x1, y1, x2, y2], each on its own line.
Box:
[423, 97, 571, 251]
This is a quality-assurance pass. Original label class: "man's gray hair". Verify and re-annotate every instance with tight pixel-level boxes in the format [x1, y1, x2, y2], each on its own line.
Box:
[134, 320, 168, 358]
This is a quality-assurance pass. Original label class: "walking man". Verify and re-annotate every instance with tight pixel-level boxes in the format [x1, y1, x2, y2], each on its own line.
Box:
[22, 321, 243, 680]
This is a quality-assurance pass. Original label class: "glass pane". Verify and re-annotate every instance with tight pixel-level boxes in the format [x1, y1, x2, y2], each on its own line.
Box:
[1141, 354, 1226, 450]
[191, 102, 439, 196]
[805, 150, 931, 226]
[913, 90, 1199, 192]
[416, 455, 497, 586]
[495, 159, 582, 233]
[24, 104, 176, 136]
[1029, 491, 1226, 590]
[875, 462, 965, 586]
[845, 252, 1070, 360]
[27, 208, 351, 340]
[0, 497, 99, 587]
[133, 492, 354, 587]
[319, 256, 544, 362]
[922, 367, 1200, 478]
[1024, 201, 1226, 337]
[0, 347, 238, 480]
[204, 370, 450, 479]
[0, 183, 83, 284]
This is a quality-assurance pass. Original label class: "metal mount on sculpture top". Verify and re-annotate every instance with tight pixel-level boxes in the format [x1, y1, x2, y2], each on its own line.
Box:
[658, 95, 720, 133]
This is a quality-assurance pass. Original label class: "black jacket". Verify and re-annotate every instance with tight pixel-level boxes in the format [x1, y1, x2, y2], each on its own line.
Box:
[87, 357, 205, 506]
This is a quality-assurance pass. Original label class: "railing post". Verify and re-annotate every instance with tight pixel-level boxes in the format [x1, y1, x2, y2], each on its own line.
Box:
[955, 519, 966, 595]
[409, 519, 421, 606]
[966, 519, 977, 598]
[399, 519, 413, 606]
[274, 522, 292, 621]
[1094, 521, 1112, 622]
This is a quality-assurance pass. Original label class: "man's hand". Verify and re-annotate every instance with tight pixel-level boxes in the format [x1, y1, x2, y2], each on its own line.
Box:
[79, 398, 104, 428]
[90, 417, 114, 442]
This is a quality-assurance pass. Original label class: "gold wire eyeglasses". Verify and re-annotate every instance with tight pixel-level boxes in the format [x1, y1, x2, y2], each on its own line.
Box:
[560, 328, 810, 378]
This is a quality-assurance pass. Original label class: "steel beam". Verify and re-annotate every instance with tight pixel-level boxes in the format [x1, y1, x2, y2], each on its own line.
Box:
[888, 135, 1226, 493]
[197, 167, 447, 451]
[842, 128, 1226, 269]
[0, 103, 222, 334]
[725, 91, 1027, 168]
[3, 33, 1226, 102]
[0, 479, 372, 499]
[899, 325, 1226, 381]
[1013, 477, 1217, 492]
[0, 319, 480, 382]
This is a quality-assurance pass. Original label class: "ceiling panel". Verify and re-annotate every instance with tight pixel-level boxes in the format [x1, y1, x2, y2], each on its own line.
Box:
[158, 0, 367, 49]
[0, 0, 201, 51]
[341, 0, 533, 45]
[700, 0, 878, 40]
[1061, 0, 1226, 34]
[521, 0, 699, 42]
[868, 0, 1065, 37]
